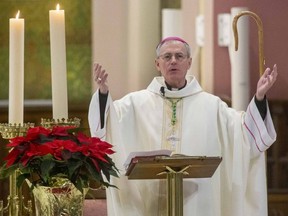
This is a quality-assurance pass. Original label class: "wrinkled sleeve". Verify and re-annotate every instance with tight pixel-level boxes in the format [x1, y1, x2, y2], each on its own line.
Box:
[244, 96, 277, 157]
[217, 97, 274, 216]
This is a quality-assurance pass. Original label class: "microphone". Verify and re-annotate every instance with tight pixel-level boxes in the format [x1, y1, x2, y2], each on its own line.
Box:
[160, 86, 165, 97]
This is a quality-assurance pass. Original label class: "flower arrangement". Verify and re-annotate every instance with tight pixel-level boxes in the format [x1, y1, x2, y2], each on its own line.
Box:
[0, 126, 119, 192]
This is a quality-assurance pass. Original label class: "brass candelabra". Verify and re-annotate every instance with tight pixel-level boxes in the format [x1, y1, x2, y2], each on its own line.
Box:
[40, 117, 81, 128]
[0, 123, 34, 216]
[0, 118, 81, 216]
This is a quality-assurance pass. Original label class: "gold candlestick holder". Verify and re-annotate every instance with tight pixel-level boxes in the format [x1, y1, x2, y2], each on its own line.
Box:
[40, 117, 81, 128]
[0, 123, 34, 139]
[0, 123, 34, 216]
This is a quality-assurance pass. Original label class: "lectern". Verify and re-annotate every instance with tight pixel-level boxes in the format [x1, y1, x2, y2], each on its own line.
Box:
[125, 155, 222, 216]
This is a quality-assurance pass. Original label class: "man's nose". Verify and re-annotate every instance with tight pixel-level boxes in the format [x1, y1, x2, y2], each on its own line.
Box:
[171, 55, 177, 62]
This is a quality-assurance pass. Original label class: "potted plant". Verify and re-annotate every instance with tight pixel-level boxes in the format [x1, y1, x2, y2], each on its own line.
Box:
[0, 126, 119, 215]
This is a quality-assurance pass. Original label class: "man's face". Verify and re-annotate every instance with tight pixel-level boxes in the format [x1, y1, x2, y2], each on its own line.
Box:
[155, 41, 192, 88]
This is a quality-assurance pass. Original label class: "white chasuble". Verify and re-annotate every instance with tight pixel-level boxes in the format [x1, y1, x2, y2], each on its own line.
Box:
[88, 75, 276, 216]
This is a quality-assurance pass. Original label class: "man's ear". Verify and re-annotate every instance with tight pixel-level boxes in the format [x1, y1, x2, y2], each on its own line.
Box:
[188, 57, 192, 69]
[155, 59, 161, 71]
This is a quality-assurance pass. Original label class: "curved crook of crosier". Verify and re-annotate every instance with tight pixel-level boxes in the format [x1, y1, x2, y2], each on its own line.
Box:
[232, 11, 265, 77]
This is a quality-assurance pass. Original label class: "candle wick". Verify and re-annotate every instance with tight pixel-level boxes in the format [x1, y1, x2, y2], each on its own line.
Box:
[16, 11, 20, 19]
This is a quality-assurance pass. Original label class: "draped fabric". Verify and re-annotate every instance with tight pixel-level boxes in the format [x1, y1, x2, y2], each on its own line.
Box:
[88, 75, 276, 216]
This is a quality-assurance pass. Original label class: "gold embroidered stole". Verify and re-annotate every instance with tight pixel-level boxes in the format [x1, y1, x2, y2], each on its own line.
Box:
[161, 98, 183, 153]
[158, 97, 183, 215]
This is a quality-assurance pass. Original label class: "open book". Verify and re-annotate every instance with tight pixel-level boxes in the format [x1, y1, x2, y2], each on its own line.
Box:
[123, 149, 173, 170]
[124, 150, 222, 179]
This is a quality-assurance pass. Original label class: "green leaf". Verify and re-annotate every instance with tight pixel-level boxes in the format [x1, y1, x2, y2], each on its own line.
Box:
[38, 134, 54, 144]
[74, 175, 88, 193]
[68, 160, 82, 177]
[84, 160, 102, 182]
[0, 164, 19, 179]
[98, 156, 119, 181]
[40, 158, 55, 183]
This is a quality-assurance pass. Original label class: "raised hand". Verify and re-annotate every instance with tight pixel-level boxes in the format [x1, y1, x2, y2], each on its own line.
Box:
[256, 64, 278, 100]
[93, 63, 109, 94]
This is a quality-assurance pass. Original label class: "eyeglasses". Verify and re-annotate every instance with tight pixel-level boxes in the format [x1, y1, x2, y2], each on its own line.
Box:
[159, 53, 187, 62]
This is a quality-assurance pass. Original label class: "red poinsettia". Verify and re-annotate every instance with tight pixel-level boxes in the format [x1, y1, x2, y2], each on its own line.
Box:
[0, 126, 119, 192]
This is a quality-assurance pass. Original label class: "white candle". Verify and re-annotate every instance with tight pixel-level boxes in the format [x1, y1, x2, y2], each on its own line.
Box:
[9, 11, 24, 124]
[49, 4, 68, 119]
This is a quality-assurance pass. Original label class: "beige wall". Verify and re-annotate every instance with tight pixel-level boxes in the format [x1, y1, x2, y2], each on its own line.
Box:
[92, 0, 160, 100]
[214, 0, 288, 100]
[91, 0, 129, 99]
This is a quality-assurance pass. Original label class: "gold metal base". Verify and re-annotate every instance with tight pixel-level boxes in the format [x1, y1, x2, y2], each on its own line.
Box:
[0, 123, 34, 215]
[0, 172, 33, 216]
[158, 165, 190, 216]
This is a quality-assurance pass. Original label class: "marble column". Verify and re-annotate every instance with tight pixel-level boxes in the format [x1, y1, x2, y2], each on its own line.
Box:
[182, 0, 199, 79]
[127, 0, 161, 92]
[229, 7, 250, 110]
[162, 9, 182, 38]
[182, 0, 214, 94]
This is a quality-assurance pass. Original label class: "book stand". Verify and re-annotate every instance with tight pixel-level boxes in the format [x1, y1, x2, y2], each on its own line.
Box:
[125, 156, 222, 216]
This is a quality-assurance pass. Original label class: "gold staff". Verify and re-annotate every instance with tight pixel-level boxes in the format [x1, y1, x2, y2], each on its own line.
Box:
[232, 11, 265, 77]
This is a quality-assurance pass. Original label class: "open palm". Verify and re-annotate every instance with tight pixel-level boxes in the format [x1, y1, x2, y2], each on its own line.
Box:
[256, 64, 278, 100]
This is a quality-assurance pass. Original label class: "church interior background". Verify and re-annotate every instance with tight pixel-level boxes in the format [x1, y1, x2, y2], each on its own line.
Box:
[0, 0, 288, 215]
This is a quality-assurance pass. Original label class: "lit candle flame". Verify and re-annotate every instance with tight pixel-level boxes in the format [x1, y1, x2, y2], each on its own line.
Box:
[16, 11, 20, 19]
[56, 4, 60, 10]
